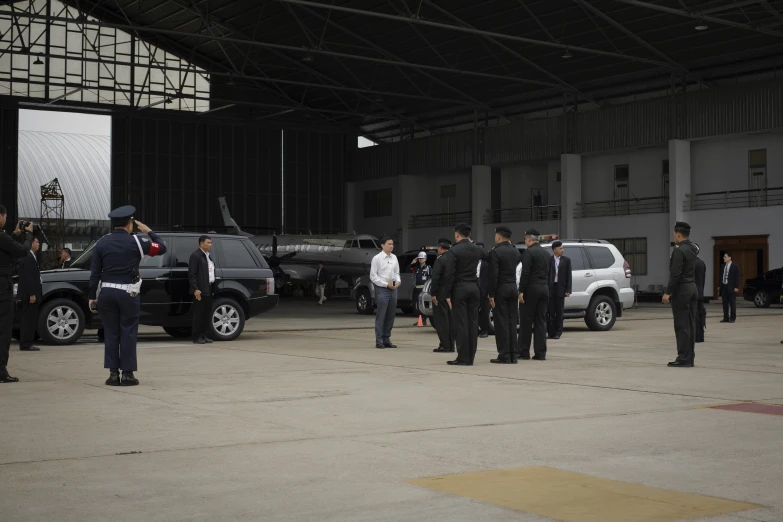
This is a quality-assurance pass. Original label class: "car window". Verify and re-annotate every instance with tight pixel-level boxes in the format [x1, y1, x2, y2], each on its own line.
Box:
[172, 237, 204, 268]
[586, 246, 616, 269]
[775, 270, 783, 282]
[563, 246, 588, 270]
[69, 243, 95, 269]
[219, 239, 259, 268]
[70, 235, 169, 269]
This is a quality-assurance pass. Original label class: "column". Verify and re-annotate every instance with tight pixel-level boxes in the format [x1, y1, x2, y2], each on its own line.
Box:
[560, 154, 582, 239]
[668, 139, 691, 232]
[344, 181, 355, 233]
[471, 165, 492, 245]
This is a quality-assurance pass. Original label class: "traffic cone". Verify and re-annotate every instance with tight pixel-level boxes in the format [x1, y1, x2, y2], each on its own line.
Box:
[416, 315, 424, 327]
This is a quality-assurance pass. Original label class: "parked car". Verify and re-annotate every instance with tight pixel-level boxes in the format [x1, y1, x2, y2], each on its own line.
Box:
[352, 248, 438, 315]
[419, 240, 634, 332]
[13, 232, 279, 345]
[743, 268, 782, 308]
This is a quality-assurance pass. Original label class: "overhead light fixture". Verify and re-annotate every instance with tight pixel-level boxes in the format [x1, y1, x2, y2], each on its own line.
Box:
[561, 48, 573, 59]
[34, 53, 44, 65]
[695, 20, 708, 31]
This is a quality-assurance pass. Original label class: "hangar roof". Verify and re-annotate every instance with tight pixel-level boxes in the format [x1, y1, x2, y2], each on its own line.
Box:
[62, 0, 783, 141]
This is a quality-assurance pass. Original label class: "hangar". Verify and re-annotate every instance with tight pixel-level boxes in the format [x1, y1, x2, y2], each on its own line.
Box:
[2, 0, 782, 293]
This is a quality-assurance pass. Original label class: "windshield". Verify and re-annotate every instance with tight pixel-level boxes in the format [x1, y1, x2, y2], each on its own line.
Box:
[70, 242, 96, 269]
[68, 235, 169, 269]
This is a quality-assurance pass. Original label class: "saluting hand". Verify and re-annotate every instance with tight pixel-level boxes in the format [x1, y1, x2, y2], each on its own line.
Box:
[134, 220, 151, 234]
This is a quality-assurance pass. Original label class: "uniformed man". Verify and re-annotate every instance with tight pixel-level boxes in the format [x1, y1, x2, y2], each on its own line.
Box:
[487, 226, 521, 364]
[694, 243, 707, 343]
[430, 241, 454, 353]
[662, 221, 698, 367]
[410, 251, 431, 325]
[517, 229, 551, 361]
[0, 206, 34, 383]
[88, 206, 167, 385]
[443, 223, 484, 366]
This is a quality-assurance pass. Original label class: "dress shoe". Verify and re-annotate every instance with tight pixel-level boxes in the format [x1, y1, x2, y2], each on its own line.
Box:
[720, 319, 730, 323]
[375, 344, 385, 349]
[203, 337, 214, 344]
[121, 371, 139, 386]
[667, 360, 694, 367]
[696, 338, 704, 343]
[433, 347, 450, 353]
[0, 367, 19, 383]
[730, 319, 735, 323]
[105, 369, 120, 386]
[532, 355, 546, 361]
[20, 346, 40, 351]
[447, 360, 472, 366]
[193, 338, 206, 344]
[490, 358, 516, 364]
[479, 332, 489, 339]
[384, 343, 398, 348]
[518, 354, 530, 360]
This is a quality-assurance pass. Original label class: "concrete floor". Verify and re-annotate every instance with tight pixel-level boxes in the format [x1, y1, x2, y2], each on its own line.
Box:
[1, 299, 781, 521]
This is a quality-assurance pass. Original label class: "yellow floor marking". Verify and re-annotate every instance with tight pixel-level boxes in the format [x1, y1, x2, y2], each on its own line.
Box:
[408, 466, 760, 522]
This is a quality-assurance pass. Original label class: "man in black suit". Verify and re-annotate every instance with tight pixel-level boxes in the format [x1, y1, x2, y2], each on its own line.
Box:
[547, 241, 572, 340]
[518, 229, 551, 360]
[476, 243, 493, 338]
[315, 262, 329, 305]
[718, 252, 740, 323]
[488, 226, 521, 364]
[431, 241, 454, 353]
[188, 235, 215, 344]
[59, 248, 72, 269]
[18, 237, 42, 352]
[694, 244, 707, 343]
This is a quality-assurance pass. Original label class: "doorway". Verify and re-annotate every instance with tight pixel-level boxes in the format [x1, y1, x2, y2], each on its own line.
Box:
[712, 235, 769, 298]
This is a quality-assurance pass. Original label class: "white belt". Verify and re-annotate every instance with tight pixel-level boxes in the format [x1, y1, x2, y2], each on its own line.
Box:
[102, 283, 131, 291]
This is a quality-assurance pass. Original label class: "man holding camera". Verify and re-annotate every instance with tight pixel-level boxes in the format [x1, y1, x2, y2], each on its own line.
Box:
[0, 205, 35, 383]
[18, 237, 42, 352]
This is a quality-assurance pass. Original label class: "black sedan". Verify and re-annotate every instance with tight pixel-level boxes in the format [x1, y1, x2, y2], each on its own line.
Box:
[743, 268, 782, 308]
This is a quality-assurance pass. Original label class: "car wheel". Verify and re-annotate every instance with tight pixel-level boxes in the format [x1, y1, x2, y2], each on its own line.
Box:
[355, 288, 374, 315]
[37, 298, 86, 345]
[163, 326, 192, 338]
[753, 290, 770, 308]
[585, 295, 617, 331]
[209, 298, 245, 341]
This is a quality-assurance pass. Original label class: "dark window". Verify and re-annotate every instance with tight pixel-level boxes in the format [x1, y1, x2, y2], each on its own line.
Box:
[219, 239, 258, 268]
[172, 237, 202, 268]
[773, 270, 783, 282]
[359, 239, 376, 249]
[364, 188, 393, 218]
[71, 235, 169, 269]
[563, 246, 587, 271]
[586, 246, 617, 269]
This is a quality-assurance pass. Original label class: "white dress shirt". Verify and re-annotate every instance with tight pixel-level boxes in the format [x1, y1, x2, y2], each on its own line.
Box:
[723, 262, 732, 285]
[370, 251, 400, 288]
[554, 255, 561, 283]
[202, 248, 216, 283]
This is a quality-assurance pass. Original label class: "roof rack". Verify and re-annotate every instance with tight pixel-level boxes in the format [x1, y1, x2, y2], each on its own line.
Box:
[558, 239, 610, 244]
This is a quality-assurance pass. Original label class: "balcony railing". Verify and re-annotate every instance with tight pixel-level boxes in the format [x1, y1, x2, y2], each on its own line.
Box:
[484, 205, 561, 224]
[684, 186, 783, 211]
[575, 196, 669, 218]
[409, 211, 472, 229]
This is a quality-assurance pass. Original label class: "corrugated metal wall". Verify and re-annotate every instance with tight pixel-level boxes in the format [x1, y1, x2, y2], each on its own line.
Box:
[573, 97, 671, 153]
[0, 106, 18, 224]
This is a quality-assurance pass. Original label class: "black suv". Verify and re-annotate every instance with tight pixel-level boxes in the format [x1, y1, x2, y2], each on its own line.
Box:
[13, 233, 278, 345]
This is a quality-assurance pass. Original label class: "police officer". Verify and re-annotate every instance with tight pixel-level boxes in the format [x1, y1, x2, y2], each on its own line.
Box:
[430, 241, 454, 353]
[443, 223, 484, 366]
[662, 222, 698, 367]
[0, 205, 34, 383]
[488, 226, 521, 364]
[410, 251, 431, 325]
[88, 206, 167, 386]
[518, 229, 551, 361]
[694, 243, 707, 343]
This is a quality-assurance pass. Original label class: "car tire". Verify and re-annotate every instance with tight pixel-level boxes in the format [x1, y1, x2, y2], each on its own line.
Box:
[163, 326, 192, 338]
[355, 288, 374, 315]
[584, 295, 617, 331]
[753, 290, 770, 308]
[209, 297, 245, 341]
[37, 298, 86, 345]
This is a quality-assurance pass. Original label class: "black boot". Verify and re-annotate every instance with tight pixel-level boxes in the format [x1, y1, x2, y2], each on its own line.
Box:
[121, 371, 139, 386]
[0, 366, 19, 383]
[105, 369, 120, 386]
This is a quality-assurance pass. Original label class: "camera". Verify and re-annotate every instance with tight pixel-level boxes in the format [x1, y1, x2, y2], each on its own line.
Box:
[18, 220, 31, 230]
[16, 221, 50, 245]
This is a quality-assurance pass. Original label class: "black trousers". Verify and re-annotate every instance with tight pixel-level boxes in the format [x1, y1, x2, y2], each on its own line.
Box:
[0, 278, 13, 367]
[697, 300, 706, 341]
[721, 284, 736, 321]
[547, 286, 565, 337]
[433, 298, 453, 350]
[98, 287, 141, 371]
[493, 283, 519, 361]
[20, 299, 39, 349]
[192, 295, 213, 340]
[519, 284, 549, 357]
[478, 292, 492, 333]
[672, 283, 698, 364]
[452, 282, 480, 364]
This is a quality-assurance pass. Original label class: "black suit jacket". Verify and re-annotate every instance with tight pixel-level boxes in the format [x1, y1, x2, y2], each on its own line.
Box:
[316, 267, 329, 285]
[720, 262, 740, 290]
[549, 255, 572, 297]
[18, 252, 42, 300]
[478, 259, 490, 295]
[694, 258, 706, 299]
[188, 249, 213, 295]
[61, 259, 72, 269]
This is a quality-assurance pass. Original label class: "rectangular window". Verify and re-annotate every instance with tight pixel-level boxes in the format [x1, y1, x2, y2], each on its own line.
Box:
[748, 149, 767, 206]
[364, 188, 393, 218]
[218, 239, 258, 269]
[608, 237, 648, 276]
[441, 184, 457, 214]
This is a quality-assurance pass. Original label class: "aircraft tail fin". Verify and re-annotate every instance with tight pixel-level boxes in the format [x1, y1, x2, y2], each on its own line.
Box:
[218, 197, 247, 236]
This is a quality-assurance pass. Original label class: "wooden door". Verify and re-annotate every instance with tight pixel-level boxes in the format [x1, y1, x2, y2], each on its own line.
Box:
[712, 235, 769, 298]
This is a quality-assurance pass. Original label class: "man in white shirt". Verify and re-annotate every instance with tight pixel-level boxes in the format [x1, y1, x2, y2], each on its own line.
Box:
[370, 236, 400, 348]
[188, 235, 216, 344]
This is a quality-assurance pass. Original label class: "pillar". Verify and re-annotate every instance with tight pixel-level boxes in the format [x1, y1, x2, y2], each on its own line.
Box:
[471, 165, 492, 245]
[668, 139, 691, 232]
[560, 154, 581, 239]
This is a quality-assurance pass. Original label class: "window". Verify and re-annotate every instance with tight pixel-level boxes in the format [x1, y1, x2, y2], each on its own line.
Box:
[70, 235, 169, 269]
[218, 239, 258, 268]
[172, 237, 201, 268]
[607, 238, 647, 275]
[364, 188, 393, 218]
[587, 246, 617, 269]
[748, 149, 767, 206]
[359, 239, 377, 249]
[563, 246, 588, 271]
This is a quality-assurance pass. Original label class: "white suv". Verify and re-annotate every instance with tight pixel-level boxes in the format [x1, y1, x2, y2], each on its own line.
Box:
[419, 240, 634, 332]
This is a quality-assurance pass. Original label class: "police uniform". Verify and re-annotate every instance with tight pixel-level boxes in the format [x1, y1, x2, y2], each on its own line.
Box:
[411, 252, 432, 325]
[665, 222, 698, 367]
[488, 226, 522, 364]
[430, 246, 454, 353]
[518, 229, 551, 360]
[89, 206, 167, 385]
[0, 226, 33, 383]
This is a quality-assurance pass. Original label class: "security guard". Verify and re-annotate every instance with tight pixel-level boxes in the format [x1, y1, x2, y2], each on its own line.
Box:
[0, 206, 34, 383]
[411, 251, 431, 325]
[518, 229, 551, 361]
[88, 206, 167, 386]
[430, 241, 454, 353]
[488, 226, 521, 364]
[442, 223, 484, 366]
[694, 243, 707, 343]
[662, 221, 698, 367]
